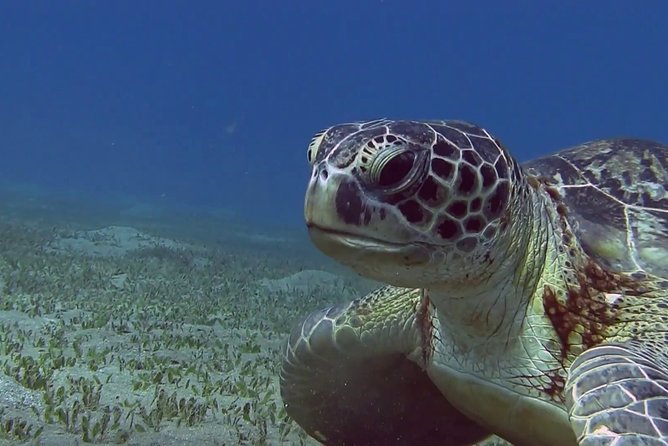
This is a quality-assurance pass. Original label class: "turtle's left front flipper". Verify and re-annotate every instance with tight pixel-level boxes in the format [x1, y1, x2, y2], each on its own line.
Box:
[566, 341, 668, 445]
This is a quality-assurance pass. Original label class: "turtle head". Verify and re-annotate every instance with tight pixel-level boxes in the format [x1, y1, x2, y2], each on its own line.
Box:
[305, 119, 525, 294]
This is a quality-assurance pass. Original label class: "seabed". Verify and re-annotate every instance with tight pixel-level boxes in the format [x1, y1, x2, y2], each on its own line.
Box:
[0, 184, 507, 445]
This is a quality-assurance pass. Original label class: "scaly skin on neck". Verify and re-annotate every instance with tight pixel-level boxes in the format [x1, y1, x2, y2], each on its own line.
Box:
[425, 178, 551, 341]
[421, 182, 582, 446]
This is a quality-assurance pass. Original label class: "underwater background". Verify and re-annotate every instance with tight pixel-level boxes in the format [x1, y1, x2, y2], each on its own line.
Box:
[0, 1, 666, 445]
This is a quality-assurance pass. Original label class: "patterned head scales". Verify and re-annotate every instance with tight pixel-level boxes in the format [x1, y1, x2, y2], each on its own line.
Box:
[304, 119, 524, 288]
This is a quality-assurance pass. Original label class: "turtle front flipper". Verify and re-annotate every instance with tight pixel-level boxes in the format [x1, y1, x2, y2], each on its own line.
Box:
[280, 285, 489, 445]
[566, 341, 668, 445]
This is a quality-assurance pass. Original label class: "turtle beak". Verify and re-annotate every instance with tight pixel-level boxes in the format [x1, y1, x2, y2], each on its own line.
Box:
[304, 165, 431, 286]
[304, 164, 341, 230]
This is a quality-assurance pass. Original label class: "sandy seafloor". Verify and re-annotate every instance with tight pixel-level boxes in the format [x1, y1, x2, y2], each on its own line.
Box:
[0, 183, 508, 446]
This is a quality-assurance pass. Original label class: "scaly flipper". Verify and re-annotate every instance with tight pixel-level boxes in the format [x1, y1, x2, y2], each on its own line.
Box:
[567, 341, 668, 445]
[280, 285, 489, 445]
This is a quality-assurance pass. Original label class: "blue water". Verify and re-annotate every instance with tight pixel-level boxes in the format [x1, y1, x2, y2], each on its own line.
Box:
[1, 1, 667, 228]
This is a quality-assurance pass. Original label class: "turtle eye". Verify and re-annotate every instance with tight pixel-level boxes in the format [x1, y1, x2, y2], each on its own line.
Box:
[367, 146, 417, 193]
[376, 151, 416, 188]
[307, 130, 327, 165]
[360, 135, 421, 192]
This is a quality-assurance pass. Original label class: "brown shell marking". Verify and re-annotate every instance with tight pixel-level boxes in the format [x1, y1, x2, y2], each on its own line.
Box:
[523, 138, 668, 278]
[543, 265, 619, 360]
[538, 175, 652, 362]
[542, 372, 566, 401]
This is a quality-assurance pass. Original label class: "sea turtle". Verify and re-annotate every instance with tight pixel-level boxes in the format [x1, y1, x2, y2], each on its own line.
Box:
[280, 119, 668, 446]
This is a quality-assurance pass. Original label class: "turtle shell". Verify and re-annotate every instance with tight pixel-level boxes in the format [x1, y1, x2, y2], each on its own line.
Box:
[523, 138, 668, 280]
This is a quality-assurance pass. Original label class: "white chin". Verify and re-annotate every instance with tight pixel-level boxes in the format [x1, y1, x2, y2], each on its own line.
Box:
[307, 226, 431, 286]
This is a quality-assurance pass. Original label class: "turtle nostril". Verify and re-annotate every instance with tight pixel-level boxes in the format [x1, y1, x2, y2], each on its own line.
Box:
[319, 167, 329, 181]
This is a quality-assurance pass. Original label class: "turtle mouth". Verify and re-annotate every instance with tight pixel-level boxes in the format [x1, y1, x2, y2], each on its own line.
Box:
[307, 224, 432, 284]
[306, 224, 408, 252]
